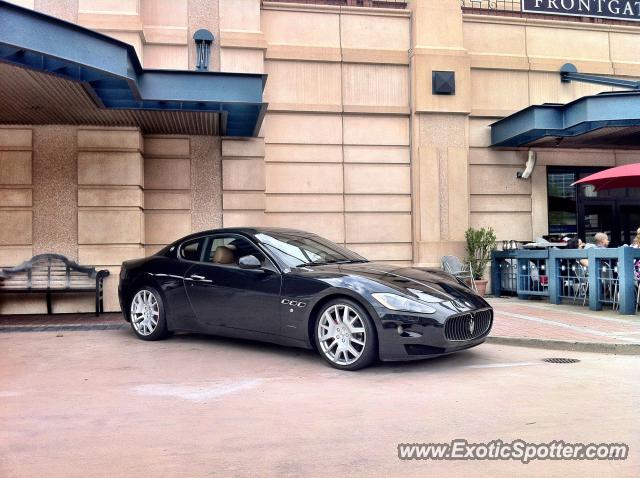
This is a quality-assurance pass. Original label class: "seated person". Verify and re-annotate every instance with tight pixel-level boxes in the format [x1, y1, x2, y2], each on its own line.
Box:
[211, 244, 236, 265]
[209, 238, 266, 267]
[594, 232, 610, 248]
[566, 236, 589, 268]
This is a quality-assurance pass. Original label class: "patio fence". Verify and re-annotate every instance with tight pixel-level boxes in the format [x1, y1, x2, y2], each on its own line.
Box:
[491, 247, 640, 315]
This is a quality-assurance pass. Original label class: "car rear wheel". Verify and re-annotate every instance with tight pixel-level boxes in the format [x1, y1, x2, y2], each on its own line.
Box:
[129, 287, 170, 341]
[314, 299, 377, 371]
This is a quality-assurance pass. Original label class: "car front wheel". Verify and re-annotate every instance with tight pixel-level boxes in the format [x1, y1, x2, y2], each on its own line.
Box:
[314, 299, 377, 371]
[129, 286, 170, 341]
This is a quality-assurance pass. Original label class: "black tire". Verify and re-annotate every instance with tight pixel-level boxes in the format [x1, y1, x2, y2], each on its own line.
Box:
[128, 286, 170, 341]
[314, 298, 378, 371]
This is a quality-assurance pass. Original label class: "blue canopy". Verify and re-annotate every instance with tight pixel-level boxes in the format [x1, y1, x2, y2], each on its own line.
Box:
[491, 91, 640, 149]
[0, 0, 267, 137]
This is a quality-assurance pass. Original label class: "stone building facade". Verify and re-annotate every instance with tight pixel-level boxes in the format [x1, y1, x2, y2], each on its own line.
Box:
[1, 0, 639, 313]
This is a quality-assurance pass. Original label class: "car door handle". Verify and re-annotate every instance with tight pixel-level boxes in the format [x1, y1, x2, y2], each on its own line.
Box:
[187, 274, 213, 284]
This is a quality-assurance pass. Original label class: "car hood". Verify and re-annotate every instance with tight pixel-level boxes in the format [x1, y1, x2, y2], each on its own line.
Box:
[296, 262, 489, 310]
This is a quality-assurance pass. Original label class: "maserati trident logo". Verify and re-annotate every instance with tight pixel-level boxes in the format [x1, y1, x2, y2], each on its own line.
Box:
[468, 317, 475, 335]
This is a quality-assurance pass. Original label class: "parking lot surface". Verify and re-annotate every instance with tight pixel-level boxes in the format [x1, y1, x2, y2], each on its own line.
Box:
[1, 328, 638, 477]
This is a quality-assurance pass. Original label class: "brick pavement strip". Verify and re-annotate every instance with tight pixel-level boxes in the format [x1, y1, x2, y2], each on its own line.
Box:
[488, 297, 640, 353]
[0, 312, 125, 332]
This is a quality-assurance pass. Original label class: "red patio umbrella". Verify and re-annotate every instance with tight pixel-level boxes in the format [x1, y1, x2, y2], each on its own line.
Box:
[572, 163, 640, 190]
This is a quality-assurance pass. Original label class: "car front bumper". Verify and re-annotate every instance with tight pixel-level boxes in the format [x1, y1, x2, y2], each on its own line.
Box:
[374, 307, 493, 361]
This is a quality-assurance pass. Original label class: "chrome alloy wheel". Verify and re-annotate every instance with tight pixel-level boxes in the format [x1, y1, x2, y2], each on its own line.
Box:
[131, 290, 159, 336]
[317, 304, 367, 366]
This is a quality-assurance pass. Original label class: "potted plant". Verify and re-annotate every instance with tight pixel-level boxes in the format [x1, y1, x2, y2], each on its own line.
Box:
[465, 227, 497, 295]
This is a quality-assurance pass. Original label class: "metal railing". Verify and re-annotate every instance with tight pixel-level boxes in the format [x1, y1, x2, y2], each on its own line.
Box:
[493, 250, 518, 295]
[492, 247, 640, 315]
[461, 0, 521, 12]
[493, 249, 550, 299]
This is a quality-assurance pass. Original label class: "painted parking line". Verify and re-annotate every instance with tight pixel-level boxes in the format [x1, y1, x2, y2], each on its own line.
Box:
[132, 379, 264, 403]
[496, 310, 640, 343]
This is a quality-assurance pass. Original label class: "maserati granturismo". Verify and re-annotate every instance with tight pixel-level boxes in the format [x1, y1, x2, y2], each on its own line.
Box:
[118, 228, 492, 370]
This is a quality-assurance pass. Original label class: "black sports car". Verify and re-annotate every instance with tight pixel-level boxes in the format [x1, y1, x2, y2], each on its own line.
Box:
[118, 228, 492, 370]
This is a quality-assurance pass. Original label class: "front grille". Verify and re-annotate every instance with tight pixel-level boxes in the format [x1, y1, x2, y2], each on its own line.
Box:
[444, 309, 492, 342]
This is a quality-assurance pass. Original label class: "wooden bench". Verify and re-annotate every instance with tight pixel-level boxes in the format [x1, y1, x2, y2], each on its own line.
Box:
[0, 254, 110, 316]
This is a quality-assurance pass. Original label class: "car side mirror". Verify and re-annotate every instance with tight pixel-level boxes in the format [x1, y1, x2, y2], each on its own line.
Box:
[238, 254, 262, 269]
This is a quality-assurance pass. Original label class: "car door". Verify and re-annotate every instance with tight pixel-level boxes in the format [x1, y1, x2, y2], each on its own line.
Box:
[184, 233, 283, 336]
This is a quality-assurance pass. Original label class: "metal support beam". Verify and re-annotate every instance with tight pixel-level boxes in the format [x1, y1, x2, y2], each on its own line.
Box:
[560, 63, 640, 90]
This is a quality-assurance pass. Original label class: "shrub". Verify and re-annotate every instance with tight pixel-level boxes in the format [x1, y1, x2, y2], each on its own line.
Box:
[465, 227, 497, 280]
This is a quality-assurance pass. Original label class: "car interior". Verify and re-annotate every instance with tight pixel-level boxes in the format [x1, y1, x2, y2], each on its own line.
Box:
[206, 237, 265, 267]
[179, 235, 269, 269]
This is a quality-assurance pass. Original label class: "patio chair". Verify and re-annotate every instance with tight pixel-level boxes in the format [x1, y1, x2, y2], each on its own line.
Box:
[573, 261, 589, 306]
[600, 260, 619, 310]
[441, 255, 477, 292]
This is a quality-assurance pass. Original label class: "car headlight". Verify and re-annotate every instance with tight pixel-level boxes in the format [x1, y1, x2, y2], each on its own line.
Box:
[371, 293, 436, 314]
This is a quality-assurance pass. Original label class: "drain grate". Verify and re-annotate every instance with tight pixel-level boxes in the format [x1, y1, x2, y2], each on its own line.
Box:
[542, 358, 580, 364]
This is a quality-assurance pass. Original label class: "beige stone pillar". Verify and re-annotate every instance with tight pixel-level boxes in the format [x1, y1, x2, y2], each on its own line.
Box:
[191, 136, 223, 232]
[77, 127, 145, 312]
[531, 164, 548, 240]
[219, 0, 267, 229]
[409, 0, 471, 266]
[0, 127, 33, 267]
[143, 135, 223, 252]
[32, 126, 78, 261]
[140, 0, 189, 69]
[221, 138, 266, 228]
[0, 127, 34, 314]
[219, 0, 265, 73]
[78, 0, 144, 63]
[143, 136, 193, 256]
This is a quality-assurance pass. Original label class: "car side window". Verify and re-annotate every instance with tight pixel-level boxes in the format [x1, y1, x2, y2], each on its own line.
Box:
[179, 237, 205, 261]
[205, 235, 265, 267]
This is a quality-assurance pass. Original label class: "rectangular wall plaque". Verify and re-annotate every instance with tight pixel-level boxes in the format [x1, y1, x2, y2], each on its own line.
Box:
[522, 0, 640, 22]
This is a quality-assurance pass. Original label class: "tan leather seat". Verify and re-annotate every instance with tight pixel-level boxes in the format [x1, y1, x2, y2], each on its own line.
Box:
[213, 245, 235, 264]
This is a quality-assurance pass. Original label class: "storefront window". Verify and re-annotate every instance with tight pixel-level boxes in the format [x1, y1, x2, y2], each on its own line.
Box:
[548, 167, 640, 246]
[547, 171, 577, 234]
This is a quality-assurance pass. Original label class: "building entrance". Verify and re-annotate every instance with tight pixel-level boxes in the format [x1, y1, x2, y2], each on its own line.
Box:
[548, 167, 640, 247]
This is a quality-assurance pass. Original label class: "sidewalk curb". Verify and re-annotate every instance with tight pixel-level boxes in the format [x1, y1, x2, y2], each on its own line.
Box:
[487, 336, 640, 355]
[0, 324, 127, 333]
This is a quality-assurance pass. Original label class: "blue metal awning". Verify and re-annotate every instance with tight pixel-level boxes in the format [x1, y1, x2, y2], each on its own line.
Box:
[0, 0, 267, 137]
[491, 91, 640, 149]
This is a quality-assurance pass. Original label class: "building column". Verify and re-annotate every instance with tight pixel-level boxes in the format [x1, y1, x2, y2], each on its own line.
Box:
[32, 126, 78, 261]
[143, 136, 193, 256]
[0, 127, 32, 266]
[221, 138, 266, 228]
[409, 0, 471, 266]
[143, 135, 223, 254]
[77, 127, 145, 312]
[218, 0, 267, 228]
[218, 0, 265, 74]
[0, 127, 33, 314]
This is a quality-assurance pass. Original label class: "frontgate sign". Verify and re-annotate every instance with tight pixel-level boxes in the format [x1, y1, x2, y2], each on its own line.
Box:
[522, 0, 640, 21]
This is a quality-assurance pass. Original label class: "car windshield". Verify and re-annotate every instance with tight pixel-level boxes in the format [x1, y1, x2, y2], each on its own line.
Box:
[254, 231, 368, 268]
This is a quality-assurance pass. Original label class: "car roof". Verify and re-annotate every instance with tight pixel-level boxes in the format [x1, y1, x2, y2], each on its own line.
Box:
[166, 227, 316, 246]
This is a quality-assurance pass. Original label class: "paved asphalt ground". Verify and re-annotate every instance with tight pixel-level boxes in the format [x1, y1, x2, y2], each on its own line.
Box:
[1, 327, 639, 477]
